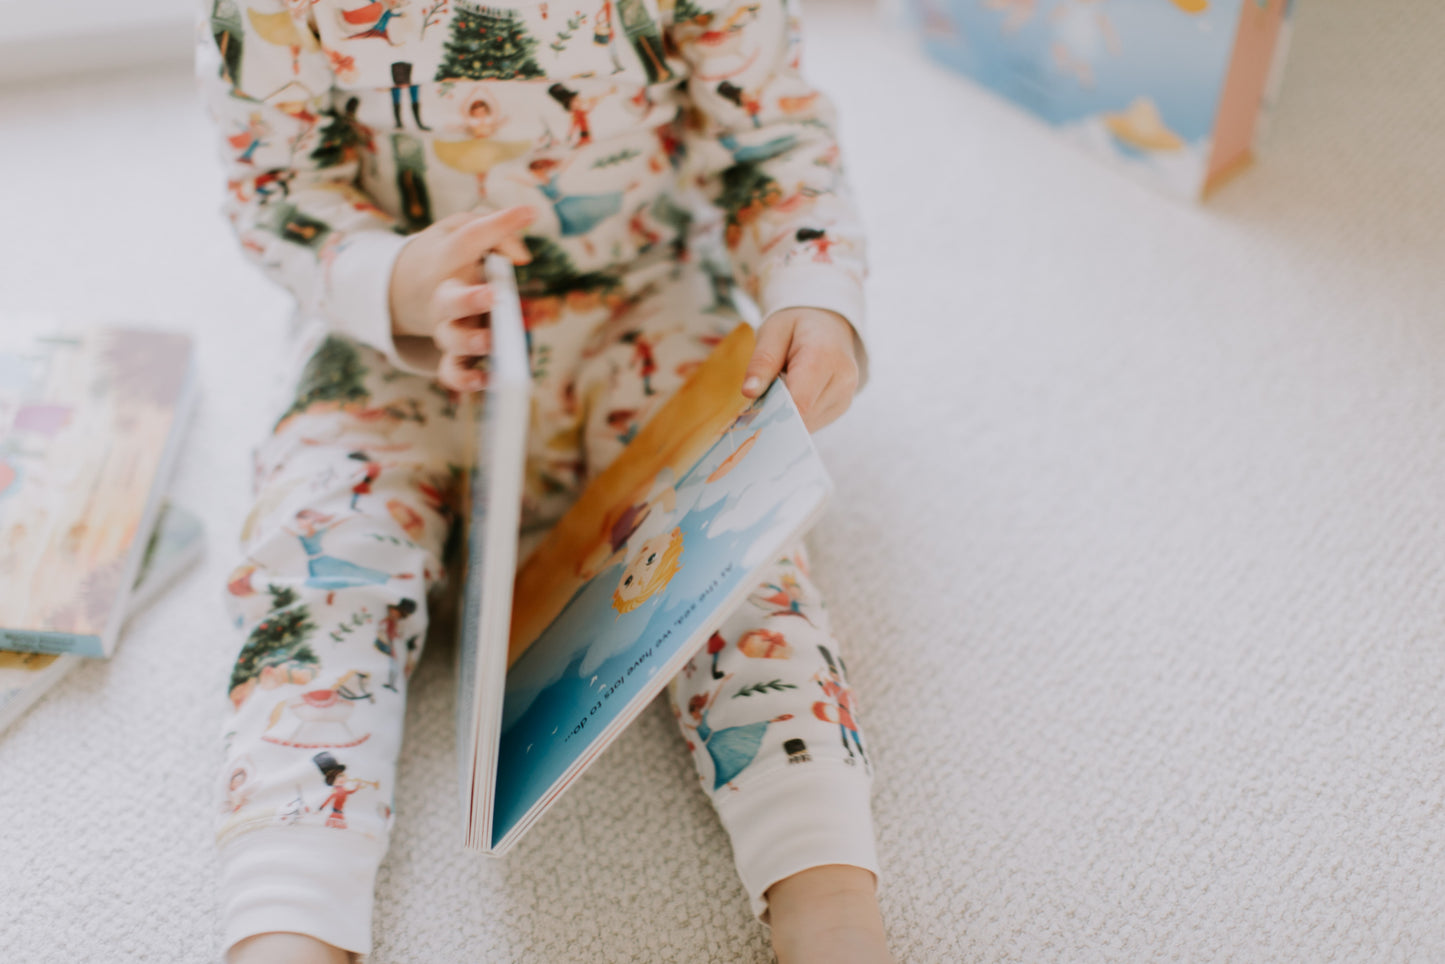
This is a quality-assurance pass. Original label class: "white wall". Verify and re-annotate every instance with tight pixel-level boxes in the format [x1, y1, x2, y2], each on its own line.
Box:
[0, 0, 193, 85]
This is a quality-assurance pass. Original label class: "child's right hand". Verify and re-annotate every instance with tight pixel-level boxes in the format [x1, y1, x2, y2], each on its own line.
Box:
[387, 206, 535, 392]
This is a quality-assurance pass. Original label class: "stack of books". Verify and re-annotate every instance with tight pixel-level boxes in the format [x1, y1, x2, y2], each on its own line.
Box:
[0, 327, 201, 732]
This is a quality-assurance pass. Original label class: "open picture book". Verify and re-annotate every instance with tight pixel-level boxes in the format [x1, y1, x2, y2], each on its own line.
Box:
[456, 256, 834, 853]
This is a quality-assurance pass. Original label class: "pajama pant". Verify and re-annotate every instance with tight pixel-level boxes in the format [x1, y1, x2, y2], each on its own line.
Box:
[215, 261, 878, 957]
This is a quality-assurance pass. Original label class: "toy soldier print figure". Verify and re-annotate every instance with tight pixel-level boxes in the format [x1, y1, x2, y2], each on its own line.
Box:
[390, 62, 429, 130]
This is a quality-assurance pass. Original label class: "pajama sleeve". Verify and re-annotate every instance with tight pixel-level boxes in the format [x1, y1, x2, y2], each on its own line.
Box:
[198, 0, 413, 367]
[667, 0, 870, 376]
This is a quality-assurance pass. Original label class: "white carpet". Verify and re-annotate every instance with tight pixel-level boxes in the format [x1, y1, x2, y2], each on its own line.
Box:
[2, 1, 1444, 961]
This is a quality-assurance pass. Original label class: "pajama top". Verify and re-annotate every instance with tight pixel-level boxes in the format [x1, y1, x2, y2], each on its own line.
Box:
[198, 0, 869, 373]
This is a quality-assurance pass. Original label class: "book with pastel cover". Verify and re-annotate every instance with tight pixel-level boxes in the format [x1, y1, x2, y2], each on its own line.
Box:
[0, 500, 206, 734]
[0, 328, 196, 658]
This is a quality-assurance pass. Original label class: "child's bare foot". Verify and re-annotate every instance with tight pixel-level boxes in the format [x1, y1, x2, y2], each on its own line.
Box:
[766, 864, 895, 964]
[228, 932, 353, 964]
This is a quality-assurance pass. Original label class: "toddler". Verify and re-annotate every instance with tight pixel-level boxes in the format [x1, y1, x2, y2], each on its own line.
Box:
[201, 0, 888, 960]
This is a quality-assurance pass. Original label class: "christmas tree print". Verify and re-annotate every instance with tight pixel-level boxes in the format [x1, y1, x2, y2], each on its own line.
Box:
[671, 0, 709, 25]
[229, 585, 320, 703]
[435, 2, 546, 81]
[717, 160, 781, 249]
[392, 133, 434, 232]
[616, 0, 672, 83]
[210, 0, 244, 86]
[732, 679, 799, 698]
[515, 235, 622, 298]
[309, 111, 366, 168]
[278, 335, 372, 426]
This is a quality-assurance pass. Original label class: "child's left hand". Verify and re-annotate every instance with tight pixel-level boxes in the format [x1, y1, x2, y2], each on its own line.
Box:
[741, 308, 861, 432]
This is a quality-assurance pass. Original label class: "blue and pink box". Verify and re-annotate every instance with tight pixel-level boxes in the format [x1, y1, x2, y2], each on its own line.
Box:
[909, 0, 1297, 198]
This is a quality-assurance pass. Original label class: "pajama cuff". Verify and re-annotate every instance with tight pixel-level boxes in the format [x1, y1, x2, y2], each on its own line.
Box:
[714, 763, 879, 923]
[218, 826, 384, 959]
[759, 264, 871, 389]
[325, 229, 442, 377]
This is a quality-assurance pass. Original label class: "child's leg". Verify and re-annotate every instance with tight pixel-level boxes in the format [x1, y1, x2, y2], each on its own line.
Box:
[569, 268, 884, 948]
[667, 548, 880, 925]
[216, 331, 465, 960]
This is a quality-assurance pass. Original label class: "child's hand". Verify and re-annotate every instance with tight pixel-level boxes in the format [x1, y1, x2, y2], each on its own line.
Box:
[388, 206, 535, 392]
[741, 307, 861, 432]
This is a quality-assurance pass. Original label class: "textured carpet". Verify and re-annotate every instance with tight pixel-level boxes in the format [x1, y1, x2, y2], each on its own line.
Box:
[1, 1, 1443, 961]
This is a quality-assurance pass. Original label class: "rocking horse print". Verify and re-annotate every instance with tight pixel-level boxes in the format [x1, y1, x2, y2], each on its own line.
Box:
[262, 670, 376, 748]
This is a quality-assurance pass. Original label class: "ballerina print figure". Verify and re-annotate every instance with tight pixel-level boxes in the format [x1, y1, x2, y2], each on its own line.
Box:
[513, 156, 631, 250]
[751, 569, 813, 626]
[288, 509, 402, 601]
[678, 674, 793, 790]
[432, 91, 531, 194]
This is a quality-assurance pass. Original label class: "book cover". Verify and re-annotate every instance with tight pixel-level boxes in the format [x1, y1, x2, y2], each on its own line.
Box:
[0, 328, 196, 657]
[910, 0, 1296, 198]
[454, 262, 833, 853]
[0, 500, 206, 734]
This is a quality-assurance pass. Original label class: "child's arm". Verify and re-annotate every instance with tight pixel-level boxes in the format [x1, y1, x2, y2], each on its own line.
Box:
[666, 0, 868, 429]
[199, 6, 403, 362]
[198, 5, 528, 388]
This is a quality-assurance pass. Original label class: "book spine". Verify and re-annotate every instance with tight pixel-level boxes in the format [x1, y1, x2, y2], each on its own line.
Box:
[0, 629, 105, 658]
[95, 345, 199, 657]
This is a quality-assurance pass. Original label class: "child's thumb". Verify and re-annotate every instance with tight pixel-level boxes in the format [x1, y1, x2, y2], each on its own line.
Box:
[741, 316, 792, 397]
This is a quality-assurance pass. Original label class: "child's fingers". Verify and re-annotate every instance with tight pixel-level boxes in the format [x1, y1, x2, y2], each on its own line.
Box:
[742, 314, 795, 397]
[432, 280, 494, 330]
[439, 352, 489, 393]
[450, 206, 536, 264]
[493, 233, 533, 265]
[434, 316, 493, 356]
